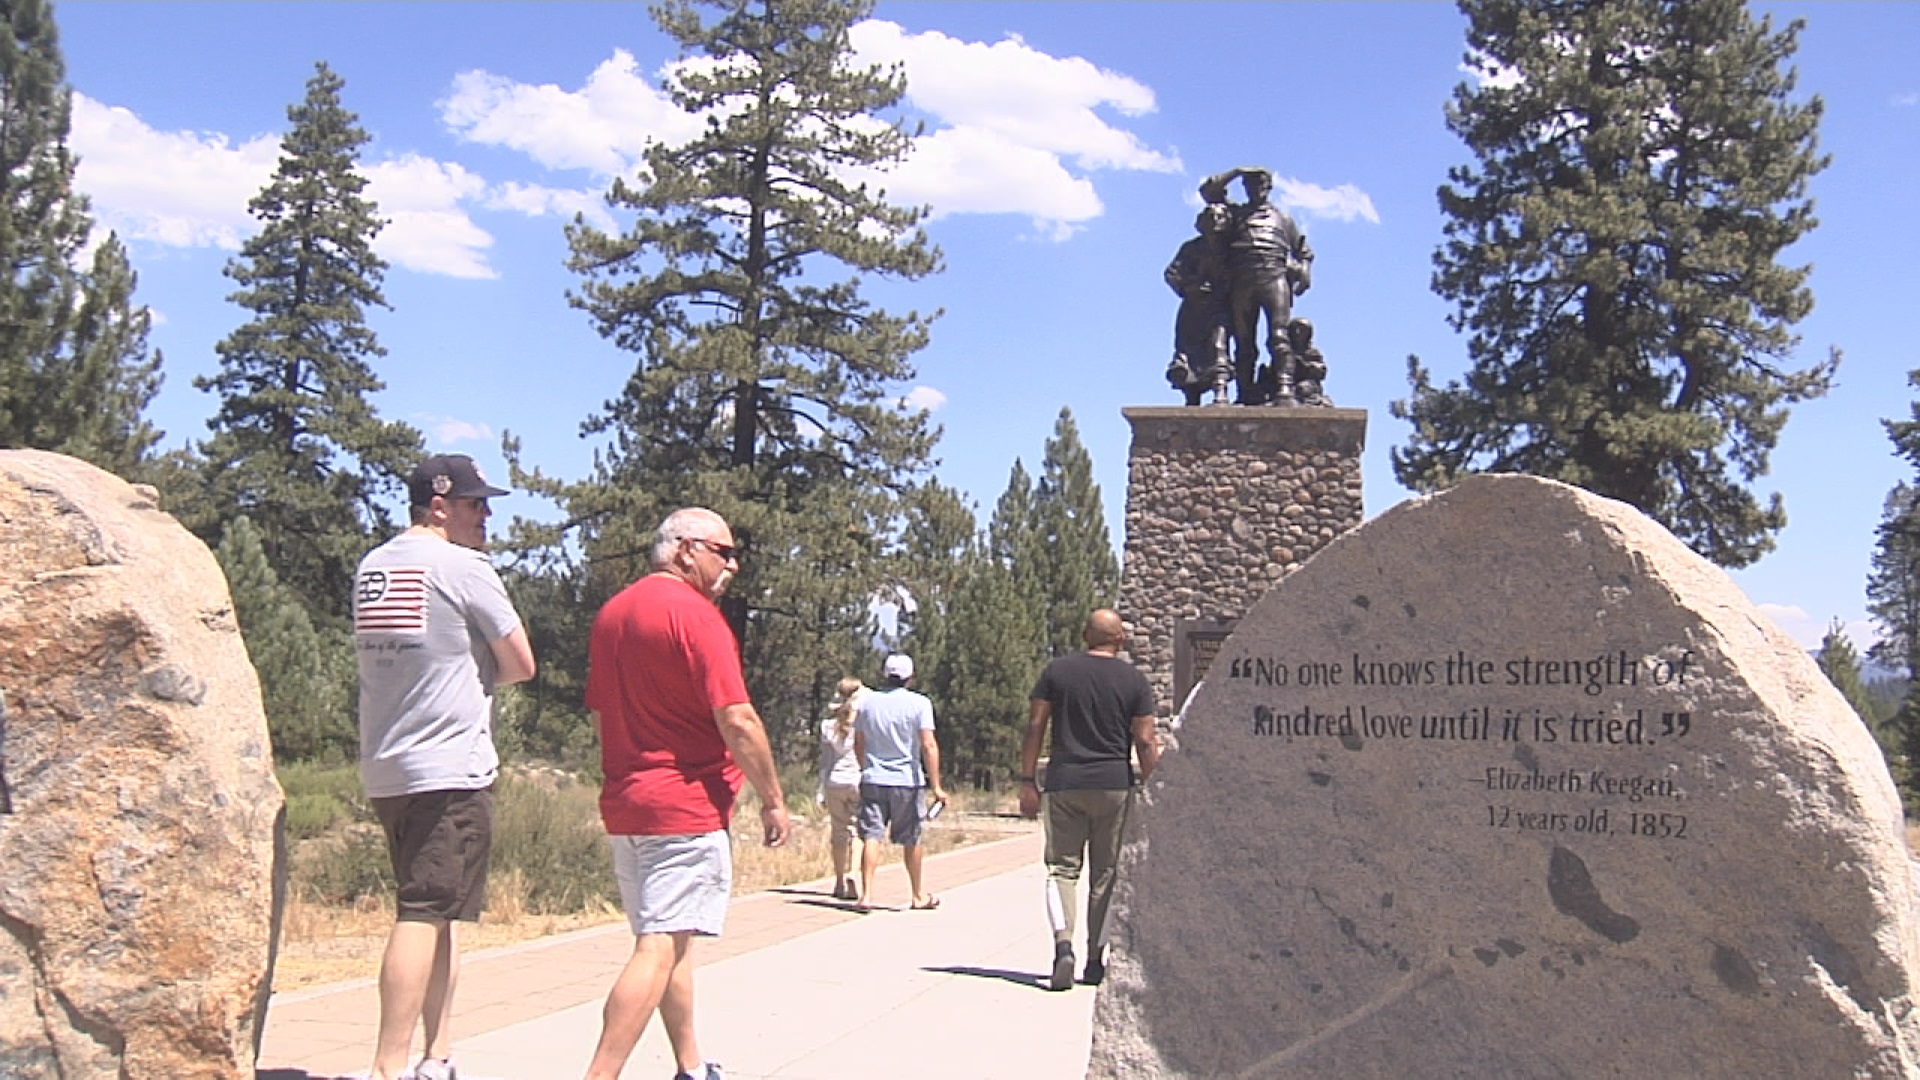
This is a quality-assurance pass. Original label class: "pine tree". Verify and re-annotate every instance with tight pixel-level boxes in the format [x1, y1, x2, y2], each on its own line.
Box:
[927, 543, 1040, 787]
[193, 62, 422, 623]
[987, 458, 1048, 626]
[1869, 367, 1920, 807]
[524, 0, 942, 750]
[918, 462, 1048, 786]
[1867, 484, 1920, 678]
[893, 479, 981, 689]
[1032, 407, 1118, 657]
[0, 0, 162, 475]
[215, 515, 355, 763]
[1818, 620, 1878, 727]
[1392, 0, 1834, 568]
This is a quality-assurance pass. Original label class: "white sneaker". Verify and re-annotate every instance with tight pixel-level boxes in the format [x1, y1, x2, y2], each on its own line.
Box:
[412, 1059, 457, 1080]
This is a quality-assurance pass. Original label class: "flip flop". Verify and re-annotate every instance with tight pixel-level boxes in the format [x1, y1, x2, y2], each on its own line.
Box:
[910, 895, 941, 910]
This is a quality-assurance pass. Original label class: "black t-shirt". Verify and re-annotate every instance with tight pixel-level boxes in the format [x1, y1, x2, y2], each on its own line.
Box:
[1030, 652, 1155, 791]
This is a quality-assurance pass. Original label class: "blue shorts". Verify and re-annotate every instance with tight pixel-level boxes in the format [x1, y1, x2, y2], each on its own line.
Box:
[858, 783, 924, 846]
[610, 829, 732, 936]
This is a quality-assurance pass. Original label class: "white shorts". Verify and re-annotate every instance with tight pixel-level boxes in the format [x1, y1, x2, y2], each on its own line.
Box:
[610, 829, 732, 937]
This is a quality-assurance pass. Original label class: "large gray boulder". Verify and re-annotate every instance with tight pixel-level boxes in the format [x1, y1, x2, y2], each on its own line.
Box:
[0, 450, 284, 1079]
[1093, 474, 1920, 1078]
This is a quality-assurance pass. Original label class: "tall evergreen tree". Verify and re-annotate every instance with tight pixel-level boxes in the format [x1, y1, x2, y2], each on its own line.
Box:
[1392, 0, 1834, 568]
[1869, 367, 1920, 805]
[1032, 407, 1118, 656]
[893, 479, 980, 687]
[0, 0, 162, 474]
[987, 458, 1047, 624]
[522, 0, 942, 752]
[1868, 484, 1920, 678]
[193, 62, 422, 622]
[215, 515, 355, 763]
[927, 543, 1039, 787]
[916, 462, 1048, 786]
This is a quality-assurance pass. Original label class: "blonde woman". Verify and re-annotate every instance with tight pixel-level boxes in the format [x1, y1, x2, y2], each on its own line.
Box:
[818, 676, 867, 900]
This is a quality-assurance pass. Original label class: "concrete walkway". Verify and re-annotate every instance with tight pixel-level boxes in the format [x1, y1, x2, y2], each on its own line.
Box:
[258, 828, 1098, 1079]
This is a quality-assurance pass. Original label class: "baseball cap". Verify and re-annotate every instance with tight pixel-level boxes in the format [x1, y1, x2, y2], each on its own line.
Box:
[408, 454, 510, 506]
[883, 654, 914, 680]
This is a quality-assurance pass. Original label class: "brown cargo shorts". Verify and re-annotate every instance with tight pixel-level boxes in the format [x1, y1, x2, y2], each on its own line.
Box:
[372, 786, 493, 923]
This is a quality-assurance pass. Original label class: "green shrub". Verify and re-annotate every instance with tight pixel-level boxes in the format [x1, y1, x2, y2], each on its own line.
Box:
[293, 827, 395, 905]
[489, 770, 616, 914]
[278, 761, 367, 839]
[285, 792, 347, 840]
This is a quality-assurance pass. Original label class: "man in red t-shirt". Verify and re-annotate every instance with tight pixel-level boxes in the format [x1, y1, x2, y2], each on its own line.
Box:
[582, 507, 790, 1080]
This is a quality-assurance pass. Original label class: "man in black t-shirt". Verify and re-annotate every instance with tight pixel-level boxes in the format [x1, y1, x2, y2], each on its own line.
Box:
[1020, 609, 1160, 991]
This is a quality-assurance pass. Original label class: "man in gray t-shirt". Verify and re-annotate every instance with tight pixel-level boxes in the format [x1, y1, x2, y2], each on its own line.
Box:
[352, 453, 535, 1080]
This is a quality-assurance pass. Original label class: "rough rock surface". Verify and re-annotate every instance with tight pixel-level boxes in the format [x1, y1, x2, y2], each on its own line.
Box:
[1119, 406, 1365, 713]
[1093, 474, 1920, 1078]
[0, 450, 284, 1079]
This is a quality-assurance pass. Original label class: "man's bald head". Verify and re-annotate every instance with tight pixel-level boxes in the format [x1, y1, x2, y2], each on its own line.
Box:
[1082, 609, 1127, 651]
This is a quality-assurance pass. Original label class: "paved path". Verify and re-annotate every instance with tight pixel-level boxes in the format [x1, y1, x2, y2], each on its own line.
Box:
[258, 828, 1097, 1079]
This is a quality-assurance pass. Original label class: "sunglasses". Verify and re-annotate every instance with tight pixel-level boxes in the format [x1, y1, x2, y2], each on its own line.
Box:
[687, 537, 738, 562]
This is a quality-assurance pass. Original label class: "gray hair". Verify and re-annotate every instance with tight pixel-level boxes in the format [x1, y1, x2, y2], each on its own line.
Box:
[651, 507, 728, 568]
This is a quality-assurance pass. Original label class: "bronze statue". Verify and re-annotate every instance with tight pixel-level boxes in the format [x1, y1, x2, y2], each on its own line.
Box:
[1164, 203, 1233, 405]
[1175, 166, 1320, 407]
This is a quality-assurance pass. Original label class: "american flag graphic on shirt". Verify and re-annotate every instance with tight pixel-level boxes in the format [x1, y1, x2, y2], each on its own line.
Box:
[355, 567, 429, 633]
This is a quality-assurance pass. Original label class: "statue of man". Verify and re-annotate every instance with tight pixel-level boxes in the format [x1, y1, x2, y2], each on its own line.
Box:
[1163, 202, 1233, 406]
[1200, 167, 1314, 405]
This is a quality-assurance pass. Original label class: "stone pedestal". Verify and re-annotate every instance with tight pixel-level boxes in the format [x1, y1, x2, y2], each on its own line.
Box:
[1119, 406, 1367, 713]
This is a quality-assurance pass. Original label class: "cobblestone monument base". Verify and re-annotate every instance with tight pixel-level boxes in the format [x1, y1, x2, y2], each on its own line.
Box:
[1119, 406, 1367, 713]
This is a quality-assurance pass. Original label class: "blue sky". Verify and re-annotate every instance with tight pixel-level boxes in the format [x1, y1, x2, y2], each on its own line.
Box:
[52, 1, 1920, 650]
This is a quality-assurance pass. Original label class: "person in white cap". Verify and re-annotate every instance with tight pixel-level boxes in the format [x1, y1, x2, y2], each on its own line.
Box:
[355, 453, 536, 1080]
[852, 653, 948, 910]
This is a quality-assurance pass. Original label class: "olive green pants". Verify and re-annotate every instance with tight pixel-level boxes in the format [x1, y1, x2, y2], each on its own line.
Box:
[1042, 787, 1133, 950]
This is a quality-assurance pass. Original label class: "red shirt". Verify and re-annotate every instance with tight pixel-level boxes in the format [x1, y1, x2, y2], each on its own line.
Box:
[586, 573, 749, 835]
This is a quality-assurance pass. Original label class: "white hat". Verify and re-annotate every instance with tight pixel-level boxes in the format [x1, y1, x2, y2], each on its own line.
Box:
[883, 654, 914, 680]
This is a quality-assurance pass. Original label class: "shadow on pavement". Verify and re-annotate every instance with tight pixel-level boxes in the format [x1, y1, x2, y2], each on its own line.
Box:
[925, 964, 1053, 991]
[766, 890, 871, 914]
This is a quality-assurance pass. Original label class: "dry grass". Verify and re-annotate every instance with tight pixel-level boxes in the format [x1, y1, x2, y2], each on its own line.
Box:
[272, 782, 1024, 993]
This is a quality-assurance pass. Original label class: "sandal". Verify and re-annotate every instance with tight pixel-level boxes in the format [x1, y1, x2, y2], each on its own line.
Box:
[910, 894, 941, 910]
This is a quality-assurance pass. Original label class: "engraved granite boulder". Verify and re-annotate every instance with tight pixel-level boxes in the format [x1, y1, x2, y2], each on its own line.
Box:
[1092, 474, 1920, 1078]
[0, 450, 284, 1079]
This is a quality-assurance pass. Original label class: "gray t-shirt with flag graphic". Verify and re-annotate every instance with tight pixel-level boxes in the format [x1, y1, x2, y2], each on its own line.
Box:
[353, 532, 521, 798]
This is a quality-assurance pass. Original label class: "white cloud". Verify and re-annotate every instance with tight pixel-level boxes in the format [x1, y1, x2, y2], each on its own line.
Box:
[71, 94, 505, 279]
[1894, 92, 1920, 108]
[444, 23, 1181, 238]
[417, 414, 496, 446]
[365, 155, 497, 279]
[1274, 178, 1381, 224]
[69, 93, 277, 249]
[850, 21, 1179, 174]
[440, 50, 699, 175]
[1756, 602, 1881, 653]
[849, 20, 1178, 235]
[856, 125, 1101, 224]
[485, 181, 617, 232]
[901, 385, 947, 413]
